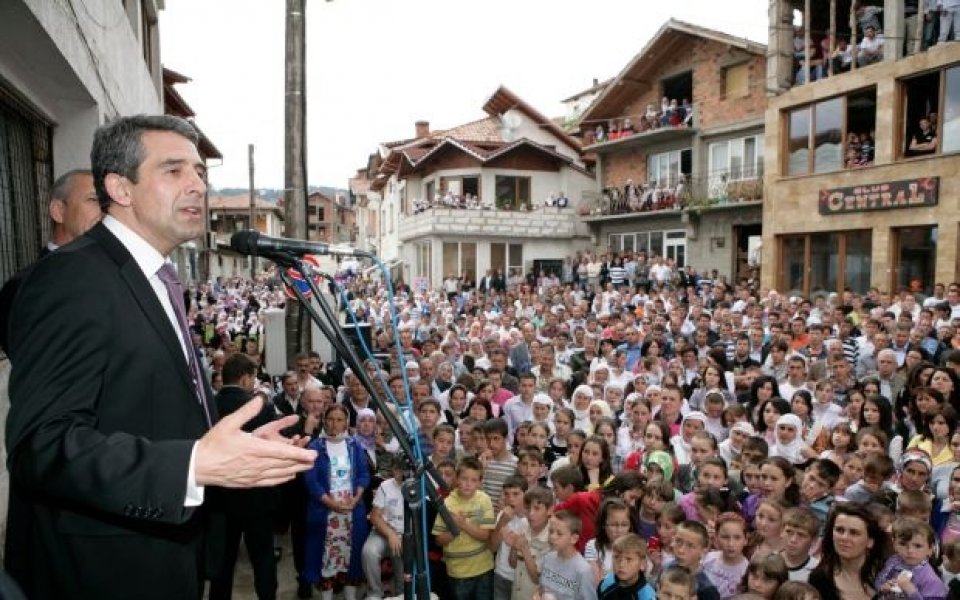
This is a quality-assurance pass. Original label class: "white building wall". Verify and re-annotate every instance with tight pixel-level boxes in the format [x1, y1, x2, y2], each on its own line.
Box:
[0, 0, 163, 173]
[506, 108, 581, 164]
[379, 175, 402, 262]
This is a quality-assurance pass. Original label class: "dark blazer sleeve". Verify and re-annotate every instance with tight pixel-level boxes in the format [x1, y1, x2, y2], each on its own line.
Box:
[6, 241, 202, 527]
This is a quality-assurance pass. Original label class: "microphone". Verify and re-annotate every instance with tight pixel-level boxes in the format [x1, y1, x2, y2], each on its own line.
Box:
[230, 230, 366, 257]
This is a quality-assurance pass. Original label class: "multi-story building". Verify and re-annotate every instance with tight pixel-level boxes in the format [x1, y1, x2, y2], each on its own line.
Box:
[207, 195, 284, 279]
[307, 191, 357, 245]
[0, 0, 166, 283]
[762, 0, 960, 296]
[349, 167, 381, 255]
[576, 19, 767, 281]
[363, 86, 596, 290]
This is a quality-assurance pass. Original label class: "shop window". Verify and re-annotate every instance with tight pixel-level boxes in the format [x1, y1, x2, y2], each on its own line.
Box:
[785, 88, 876, 175]
[893, 226, 937, 295]
[779, 230, 872, 295]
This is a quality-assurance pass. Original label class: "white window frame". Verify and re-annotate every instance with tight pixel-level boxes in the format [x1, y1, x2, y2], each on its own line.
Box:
[608, 230, 684, 264]
[708, 135, 764, 184]
[646, 149, 688, 187]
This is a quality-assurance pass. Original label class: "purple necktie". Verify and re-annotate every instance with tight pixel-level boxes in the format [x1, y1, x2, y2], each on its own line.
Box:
[157, 263, 212, 426]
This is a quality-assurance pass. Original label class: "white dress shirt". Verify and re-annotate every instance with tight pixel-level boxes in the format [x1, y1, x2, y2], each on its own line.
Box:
[103, 216, 204, 506]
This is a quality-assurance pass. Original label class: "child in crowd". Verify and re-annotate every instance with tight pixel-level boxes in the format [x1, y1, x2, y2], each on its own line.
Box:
[702, 392, 727, 442]
[676, 431, 720, 494]
[430, 423, 456, 466]
[481, 418, 518, 511]
[527, 422, 556, 464]
[650, 503, 685, 578]
[719, 421, 755, 468]
[875, 518, 947, 599]
[580, 435, 614, 491]
[799, 459, 839, 527]
[779, 508, 820, 582]
[417, 398, 442, 457]
[597, 533, 656, 600]
[514, 421, 533, 453]
[550, 408, 576, 458]
[637, 480, 673, 540]
[457, 417, 478, 459]
[518, 447, 548, 489]
[702, 512, 750, 599]
[432, 457, 496, 600]
[509, 486, 553, 600]
[668, 521, 721, 600]
[657, 567, 697, 600]
[743, 554, 789, 599]
[844, 453, 895, 503]
[585, 498, 637, 584]
[678, 458, 735, 522]
[671, 412, 708, 465]
[819, 420, 856, 467]
[941, 539, 960, 589]
[772, 581, 822, 600]
[855, 426, 888, 457]
[491, 475, 528, 600]
[538, 510, 598, 600]
[749, 498, 790, 559]
[836, 451, 865, 497]
[362, 454, 406, 600]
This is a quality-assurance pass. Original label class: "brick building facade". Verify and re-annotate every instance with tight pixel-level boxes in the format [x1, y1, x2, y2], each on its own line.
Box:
[578, 19, 766, 281]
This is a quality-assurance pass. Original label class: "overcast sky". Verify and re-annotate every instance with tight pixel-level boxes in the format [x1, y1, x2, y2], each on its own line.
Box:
[159, 0, 769, 191]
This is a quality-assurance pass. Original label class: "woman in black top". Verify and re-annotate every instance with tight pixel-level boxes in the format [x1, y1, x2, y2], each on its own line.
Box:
[808, 503, 891, 600]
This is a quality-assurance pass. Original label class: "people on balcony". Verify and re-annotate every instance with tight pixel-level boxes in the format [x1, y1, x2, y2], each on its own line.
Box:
[858, 25, 884, 65]
[590, 99, 693, 145]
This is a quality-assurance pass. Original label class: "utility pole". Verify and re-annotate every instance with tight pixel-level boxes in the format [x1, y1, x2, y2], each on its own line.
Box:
[284, 0, 309, 361]
[248, 143, 256, 280]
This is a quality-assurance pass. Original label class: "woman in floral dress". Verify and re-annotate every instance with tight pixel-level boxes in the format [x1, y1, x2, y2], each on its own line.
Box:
[304, 404, 370, 600]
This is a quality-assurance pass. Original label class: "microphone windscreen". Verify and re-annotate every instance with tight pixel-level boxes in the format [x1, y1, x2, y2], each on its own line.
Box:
[230, 230, 260, 256]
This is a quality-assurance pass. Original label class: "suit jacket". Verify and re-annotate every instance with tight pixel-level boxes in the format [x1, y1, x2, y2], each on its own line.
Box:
[5, 223, 214, 599]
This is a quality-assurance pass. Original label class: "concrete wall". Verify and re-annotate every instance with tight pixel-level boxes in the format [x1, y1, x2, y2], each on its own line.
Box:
[761, 43, 960, 292]
[0, 0, 162, 173]
[399, 206, 589, 242]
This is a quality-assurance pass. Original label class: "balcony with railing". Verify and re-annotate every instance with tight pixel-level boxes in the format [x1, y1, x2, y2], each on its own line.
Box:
[579, 171, 763, 221]
[581, 103, 699, 153]
[398, 205, 587, 241]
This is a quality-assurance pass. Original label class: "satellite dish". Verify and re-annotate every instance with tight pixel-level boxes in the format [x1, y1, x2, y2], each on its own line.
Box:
[499, 112, 523, 141]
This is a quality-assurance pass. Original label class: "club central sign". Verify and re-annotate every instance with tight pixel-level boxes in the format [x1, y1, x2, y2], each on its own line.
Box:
[818, 177, 939, 215]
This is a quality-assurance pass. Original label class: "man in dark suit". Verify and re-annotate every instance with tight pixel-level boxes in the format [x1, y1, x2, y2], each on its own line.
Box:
[5, 115, 316, 599]
[0, 169, 100, 355]
[208, 353, 280, 600]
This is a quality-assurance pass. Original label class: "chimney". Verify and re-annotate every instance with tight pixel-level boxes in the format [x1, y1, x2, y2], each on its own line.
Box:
[415, 120, 430, 138]
[592, 78, 599, 87]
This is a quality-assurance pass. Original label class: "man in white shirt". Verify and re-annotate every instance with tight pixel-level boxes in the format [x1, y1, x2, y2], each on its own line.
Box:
[5, 115, 316, 598]
[858, 25, 884, 65]
[503, 373, 538, 443]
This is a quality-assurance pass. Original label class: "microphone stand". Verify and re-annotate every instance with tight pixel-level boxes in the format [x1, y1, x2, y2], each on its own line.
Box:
[267, 250, 457, 600]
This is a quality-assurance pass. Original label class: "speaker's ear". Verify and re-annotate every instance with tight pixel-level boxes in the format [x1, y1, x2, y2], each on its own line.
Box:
[103, 173, 133, 207]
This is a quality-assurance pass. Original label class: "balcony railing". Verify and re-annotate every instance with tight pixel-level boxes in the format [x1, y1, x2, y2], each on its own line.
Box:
[398, 206, 586, 241]
[580, 172, 764, 218]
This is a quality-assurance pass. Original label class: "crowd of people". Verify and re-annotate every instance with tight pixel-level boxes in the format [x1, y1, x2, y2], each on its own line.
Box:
[410, 190, 571, 214]
[792, 0, 960, 87]
[843, 131, 876, 169]
[590, 97, 694, 145]
[178, 244, 960, 600]
[599, 177, 688, 215]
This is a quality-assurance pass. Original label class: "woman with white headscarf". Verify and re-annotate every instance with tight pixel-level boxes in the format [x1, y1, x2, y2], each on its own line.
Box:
[770, 413, 818, 464]
[570, 384, 595, 432]
[670, 411, 709, 465]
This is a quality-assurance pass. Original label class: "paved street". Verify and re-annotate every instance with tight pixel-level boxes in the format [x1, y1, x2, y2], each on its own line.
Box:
[215, 533, 301, 600]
